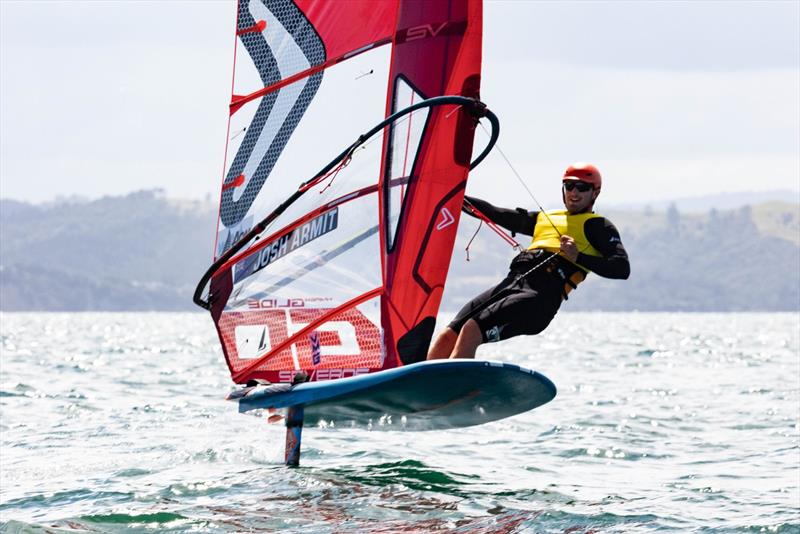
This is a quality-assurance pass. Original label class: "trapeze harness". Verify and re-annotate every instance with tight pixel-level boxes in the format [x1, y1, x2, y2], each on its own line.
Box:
[527, 209, 602, 300]
[449, 198, 629, 342]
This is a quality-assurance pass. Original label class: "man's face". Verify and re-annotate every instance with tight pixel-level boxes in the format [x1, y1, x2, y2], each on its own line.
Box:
[562, 181, 600, 214]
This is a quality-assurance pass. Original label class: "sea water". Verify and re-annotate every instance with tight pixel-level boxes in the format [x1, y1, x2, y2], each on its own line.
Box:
[1, 312, 798, 533]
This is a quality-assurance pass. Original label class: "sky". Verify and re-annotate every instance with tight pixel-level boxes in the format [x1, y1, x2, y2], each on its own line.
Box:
[1, 0, 798, 209]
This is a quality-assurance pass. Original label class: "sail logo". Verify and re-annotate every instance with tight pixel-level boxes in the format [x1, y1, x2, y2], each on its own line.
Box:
[248, 298, 305, 309]
[235, 324, 272, 360]
[398, 20, 467, 43]
[406, 22, 448, 41]
[234, 208, 339, 284]
[278, 368, 369, 382]
[436, 207, 455, 230]
[310, 332, 322, 366]
[247, 296, 333, 309]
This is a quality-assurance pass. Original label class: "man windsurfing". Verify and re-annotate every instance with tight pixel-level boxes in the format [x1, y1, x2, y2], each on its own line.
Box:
[427, 163, 630, 360]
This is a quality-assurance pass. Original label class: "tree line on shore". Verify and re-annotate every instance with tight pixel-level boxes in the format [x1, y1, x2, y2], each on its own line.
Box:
[1, 191, 797, 312]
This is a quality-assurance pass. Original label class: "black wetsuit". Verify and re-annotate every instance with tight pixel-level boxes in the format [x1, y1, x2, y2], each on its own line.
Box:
[449, 196, 630, 342]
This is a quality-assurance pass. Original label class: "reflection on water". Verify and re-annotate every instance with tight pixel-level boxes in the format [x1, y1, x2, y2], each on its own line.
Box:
[1, 312, 798, 533]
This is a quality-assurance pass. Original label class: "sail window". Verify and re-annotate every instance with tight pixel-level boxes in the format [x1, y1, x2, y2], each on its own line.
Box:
[385, 77, 429, 250]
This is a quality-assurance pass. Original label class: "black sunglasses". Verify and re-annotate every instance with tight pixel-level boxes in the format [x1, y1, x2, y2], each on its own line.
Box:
[563, 181, 594, 193]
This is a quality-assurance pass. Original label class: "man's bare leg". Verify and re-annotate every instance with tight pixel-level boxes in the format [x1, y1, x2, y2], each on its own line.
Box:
[449, 319, 482, 359]
[426, 327, 458, 360]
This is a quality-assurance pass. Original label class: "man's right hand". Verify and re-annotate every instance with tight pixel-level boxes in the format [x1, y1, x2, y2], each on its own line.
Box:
[559, 234, 579, 262]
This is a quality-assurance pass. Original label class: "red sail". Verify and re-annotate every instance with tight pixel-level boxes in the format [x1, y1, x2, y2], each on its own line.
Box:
[199, 0, 485, 384]
[379, 0, 482, 367]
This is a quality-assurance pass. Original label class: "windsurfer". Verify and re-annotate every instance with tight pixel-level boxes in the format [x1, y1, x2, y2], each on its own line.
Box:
[426, 163, 630, 360]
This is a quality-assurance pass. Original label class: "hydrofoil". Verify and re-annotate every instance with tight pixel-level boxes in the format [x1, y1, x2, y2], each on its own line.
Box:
[232, 359, 556, 465]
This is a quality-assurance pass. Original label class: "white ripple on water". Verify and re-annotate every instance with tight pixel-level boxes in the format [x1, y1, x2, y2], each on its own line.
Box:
[0, 311, 798, 532]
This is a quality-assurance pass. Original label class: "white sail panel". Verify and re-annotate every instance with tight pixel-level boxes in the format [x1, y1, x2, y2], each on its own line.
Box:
[216, 45, 391, 259]
[226, 192, 382, 313]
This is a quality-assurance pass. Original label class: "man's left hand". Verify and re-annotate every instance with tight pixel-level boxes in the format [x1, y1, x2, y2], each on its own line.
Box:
[560, 235, 578, 262]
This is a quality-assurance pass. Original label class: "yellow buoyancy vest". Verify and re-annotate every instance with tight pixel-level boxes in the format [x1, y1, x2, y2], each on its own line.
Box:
[528, 210, 602, 273]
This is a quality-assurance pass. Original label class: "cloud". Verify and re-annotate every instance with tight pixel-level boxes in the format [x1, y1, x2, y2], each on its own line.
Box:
[1, 0, 798, 204]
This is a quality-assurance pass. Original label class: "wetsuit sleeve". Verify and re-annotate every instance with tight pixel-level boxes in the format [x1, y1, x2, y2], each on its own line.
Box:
[577, 217, 630, 279]
[463, 195, 537, 236]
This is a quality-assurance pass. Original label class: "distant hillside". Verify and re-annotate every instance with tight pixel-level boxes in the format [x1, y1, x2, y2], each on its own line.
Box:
[0, 191, 216, 311]
[0, 191, 798, 311]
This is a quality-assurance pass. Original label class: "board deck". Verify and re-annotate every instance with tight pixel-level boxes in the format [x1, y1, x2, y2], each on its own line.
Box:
[236, 360, 556, 430]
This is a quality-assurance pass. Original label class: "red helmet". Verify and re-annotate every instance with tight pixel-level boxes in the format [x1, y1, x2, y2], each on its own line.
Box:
[563, 163, 602, 190]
